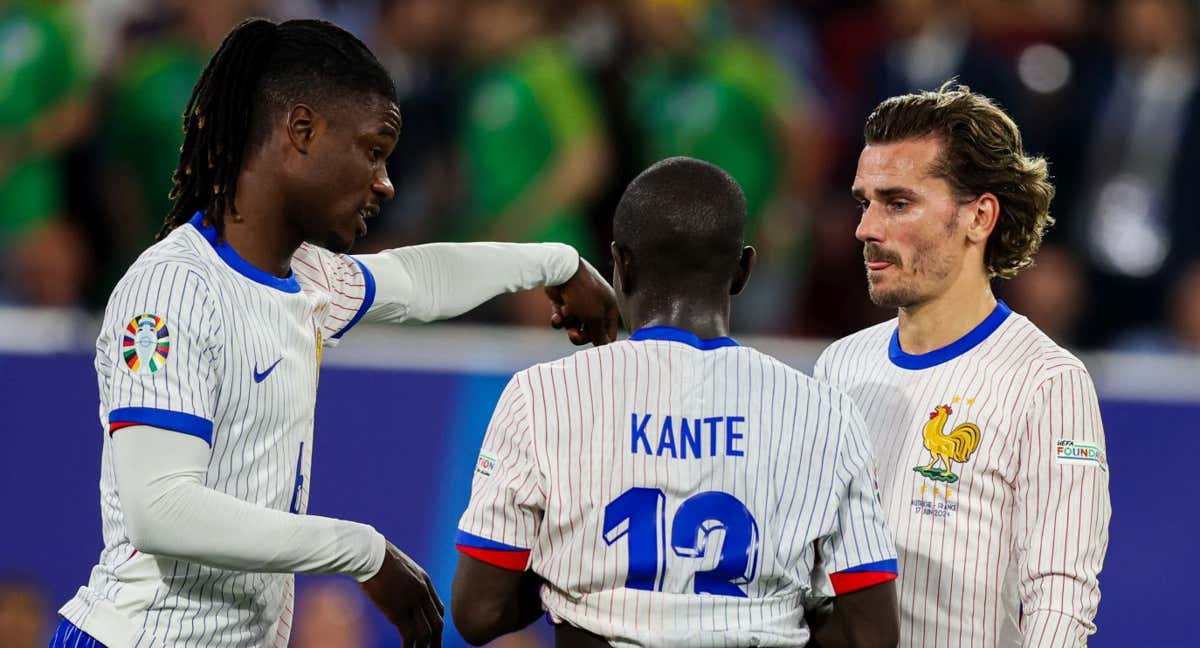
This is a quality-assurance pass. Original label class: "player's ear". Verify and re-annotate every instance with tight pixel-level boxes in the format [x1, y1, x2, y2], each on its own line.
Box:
[286, 104, 317, 154]
[730, 246, 756, 296]
[966, 192, 1000, 244]
[611, 242, 635, 295]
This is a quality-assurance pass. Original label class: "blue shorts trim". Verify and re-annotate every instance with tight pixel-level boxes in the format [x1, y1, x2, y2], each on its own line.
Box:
[49, 619, 108, 648]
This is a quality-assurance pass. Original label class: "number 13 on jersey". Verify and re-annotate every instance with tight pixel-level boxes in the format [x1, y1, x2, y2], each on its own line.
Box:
[603, 487, 760, 598]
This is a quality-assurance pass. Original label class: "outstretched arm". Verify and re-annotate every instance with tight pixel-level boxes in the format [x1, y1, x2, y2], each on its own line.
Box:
[298, 242, 618, 345]
[358, 242, 578, 323]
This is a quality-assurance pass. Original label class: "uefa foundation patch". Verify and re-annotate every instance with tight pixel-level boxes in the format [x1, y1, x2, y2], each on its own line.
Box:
[476, 453, 498, 477]
[122, 314, 171, 374]
[1054, 439, 1107, 471]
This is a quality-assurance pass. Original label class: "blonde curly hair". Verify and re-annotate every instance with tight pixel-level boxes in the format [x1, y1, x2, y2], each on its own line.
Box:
[864, 83, 1055, 279]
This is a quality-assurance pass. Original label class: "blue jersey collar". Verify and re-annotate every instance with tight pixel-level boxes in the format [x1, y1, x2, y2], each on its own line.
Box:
[888, 300, 1012, 370]
[629, 326, 740, 350]
[189, 212, 301, 293]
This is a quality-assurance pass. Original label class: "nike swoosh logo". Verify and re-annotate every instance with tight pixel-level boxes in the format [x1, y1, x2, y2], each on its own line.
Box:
[253, 358, 283, 383]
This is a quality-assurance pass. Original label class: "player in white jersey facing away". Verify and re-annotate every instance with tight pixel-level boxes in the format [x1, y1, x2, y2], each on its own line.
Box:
[813, 84, 1111, 648]
[52, 18, 619, 648]
[451, 157, 901, 648]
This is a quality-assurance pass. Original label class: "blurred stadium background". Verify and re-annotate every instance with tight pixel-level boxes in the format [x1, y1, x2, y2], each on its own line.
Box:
[1, 0, 1198, 646]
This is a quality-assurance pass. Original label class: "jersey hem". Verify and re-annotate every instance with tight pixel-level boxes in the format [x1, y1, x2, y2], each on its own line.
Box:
[59, 588, 144, 648]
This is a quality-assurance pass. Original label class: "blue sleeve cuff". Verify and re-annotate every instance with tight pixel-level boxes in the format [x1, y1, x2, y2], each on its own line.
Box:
[837, 558, 898, 575]
[108, 407, 213, 446]
[454, 529, 528, 552]
[332, 257, 377, 340]
[454, 530, 531, 571]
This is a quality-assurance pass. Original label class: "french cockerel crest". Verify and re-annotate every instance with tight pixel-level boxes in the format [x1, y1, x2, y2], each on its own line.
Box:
[913, 404, 981, 483]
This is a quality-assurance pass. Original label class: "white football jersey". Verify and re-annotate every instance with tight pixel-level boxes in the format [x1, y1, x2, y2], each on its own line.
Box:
[815, 302, 1110, 648]
[457, 327, 898, 647]
[60, 213, 373, 648]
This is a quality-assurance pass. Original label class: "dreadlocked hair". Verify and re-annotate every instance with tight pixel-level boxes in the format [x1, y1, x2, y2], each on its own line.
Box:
[160, 18, 396, 241]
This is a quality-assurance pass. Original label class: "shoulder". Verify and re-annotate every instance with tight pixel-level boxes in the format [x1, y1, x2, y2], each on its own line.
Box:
[102, 229, 225, 345]
[292, 243, 336, 291]
[517, 342, 611, 383]
[992, 313, 1091, 386]
[730, 345, 866, 425]
[110, 228, 218, 299]
[817, 318, 896, 370]
[292, 243, 370, 293]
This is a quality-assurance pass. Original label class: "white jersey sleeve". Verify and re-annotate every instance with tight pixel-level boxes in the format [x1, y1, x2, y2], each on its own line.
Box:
[357, 242, 578, 324]
[104, 260, 222, 445]
[112, 425, 384, 580]
[293, 241, 578, 342]
[1016, 367, 1110, 647]
[455, 373, 544, 570]
[811, 402, 898, 597]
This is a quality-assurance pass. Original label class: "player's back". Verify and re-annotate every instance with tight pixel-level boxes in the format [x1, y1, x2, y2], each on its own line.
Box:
[458, 327, 896, 647]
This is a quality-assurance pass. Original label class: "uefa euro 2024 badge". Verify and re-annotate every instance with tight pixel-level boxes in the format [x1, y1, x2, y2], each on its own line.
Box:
[122, 314, 170, 375]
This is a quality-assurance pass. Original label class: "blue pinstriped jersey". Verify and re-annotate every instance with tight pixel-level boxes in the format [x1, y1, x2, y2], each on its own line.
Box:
[457, 327, 898, 647]
[60, 214, 374, 648]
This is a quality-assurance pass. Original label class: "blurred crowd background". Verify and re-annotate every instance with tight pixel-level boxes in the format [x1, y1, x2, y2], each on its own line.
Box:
[4, 3, 1200, 646]
[5, 0, 1200, 357]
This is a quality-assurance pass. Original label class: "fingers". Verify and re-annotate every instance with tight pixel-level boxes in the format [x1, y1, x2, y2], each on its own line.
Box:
[423, 569, 445, 617]
[415, 606, 436, 647]
[606, 306, 620, 343]
[400, 606, 439, 648]
[407, 568, 442, 648]
[430, 608, 444, 648]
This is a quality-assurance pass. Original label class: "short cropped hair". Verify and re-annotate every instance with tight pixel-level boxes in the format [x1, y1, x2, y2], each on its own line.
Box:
[613, 157, 746, 283]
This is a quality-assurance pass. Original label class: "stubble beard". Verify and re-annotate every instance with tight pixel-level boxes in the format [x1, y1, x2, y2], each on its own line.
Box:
[865, 240, 956, 309]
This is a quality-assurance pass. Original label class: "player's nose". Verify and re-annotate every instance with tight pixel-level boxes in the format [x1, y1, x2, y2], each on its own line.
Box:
[855, 203, 884, 243]
[372, 171, 396, 203]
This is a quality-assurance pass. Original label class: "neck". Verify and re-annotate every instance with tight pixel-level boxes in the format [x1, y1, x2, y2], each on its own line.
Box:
[627, 297, 731, 340]
[896, 269, 996, 355]
[219, 167, 301, 278]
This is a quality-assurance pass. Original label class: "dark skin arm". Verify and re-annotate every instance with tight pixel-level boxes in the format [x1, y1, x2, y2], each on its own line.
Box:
[361, 541, 445, 648]
[451, 554, 545, 646]
[807, 581, 900, 648]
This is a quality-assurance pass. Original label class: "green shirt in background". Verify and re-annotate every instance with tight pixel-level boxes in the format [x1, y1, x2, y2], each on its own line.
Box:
[628, 39, 793, 237]
[0, 1, 86, 237]
[106, 40, 206, 244]
[460, 40, 601, 253]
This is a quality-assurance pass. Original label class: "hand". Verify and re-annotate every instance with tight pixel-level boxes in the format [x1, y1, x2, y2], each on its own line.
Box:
[545, 257, 619, 346]
[361, 541, 444, 648]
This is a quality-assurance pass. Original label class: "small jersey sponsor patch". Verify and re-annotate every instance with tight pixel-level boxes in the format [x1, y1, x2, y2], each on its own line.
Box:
[122, 314, 170, 375]
[476, 452, 498, 477]
[1055, 439, 1107, 470]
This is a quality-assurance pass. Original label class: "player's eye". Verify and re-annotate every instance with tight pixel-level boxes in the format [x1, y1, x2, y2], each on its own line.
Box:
[856, 200, 869, 213]
[889, 200, 910, 212]
[370, 147, 384, 162]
